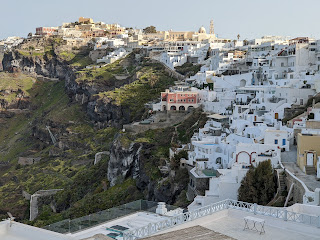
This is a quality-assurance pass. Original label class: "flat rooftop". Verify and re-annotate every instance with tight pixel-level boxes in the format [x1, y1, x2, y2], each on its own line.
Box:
[145, 209, 320, 240]
[70, 212, 169, 240]
[142, 225, 235, 240]
[0, 220, 72, 240]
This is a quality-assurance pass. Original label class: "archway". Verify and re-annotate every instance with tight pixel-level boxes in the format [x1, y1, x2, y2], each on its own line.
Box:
[170, 105, 177, 111]
[179, 106, 185, 111]
[162, 105, 166, 111]
[216, 157, 222, 164]
[236, 151, 251, 165]
[240, 79, 246, 87]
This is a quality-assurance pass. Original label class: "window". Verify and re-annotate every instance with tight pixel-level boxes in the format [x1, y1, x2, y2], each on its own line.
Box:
[281, 62, 284, 67]
[300, 99, 303, 105]
[275, 139, 278, 144]
[282, 139, 286, 146]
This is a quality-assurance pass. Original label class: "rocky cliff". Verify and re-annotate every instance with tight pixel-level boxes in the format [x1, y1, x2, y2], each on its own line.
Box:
[2, 50, 152, 127]
[108, 133, 188, 205]
[0, 45, 189, 224]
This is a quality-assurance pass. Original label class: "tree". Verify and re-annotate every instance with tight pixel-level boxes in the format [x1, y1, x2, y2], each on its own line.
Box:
[205, 47, 211, 60]
[143, 26, 157, 34]
[238, 160, 276, 205]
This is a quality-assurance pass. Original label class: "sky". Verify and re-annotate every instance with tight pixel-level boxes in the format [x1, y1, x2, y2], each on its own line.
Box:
[1, 0, 320, 40]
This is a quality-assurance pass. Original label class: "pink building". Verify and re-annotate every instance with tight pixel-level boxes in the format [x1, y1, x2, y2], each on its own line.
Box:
[161, 87, 200, 111]
[36, 27, 58, 36]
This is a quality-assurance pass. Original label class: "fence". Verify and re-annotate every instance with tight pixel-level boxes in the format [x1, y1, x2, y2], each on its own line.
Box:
[123, 199, 320, 240]
[44, 200, 177, 234]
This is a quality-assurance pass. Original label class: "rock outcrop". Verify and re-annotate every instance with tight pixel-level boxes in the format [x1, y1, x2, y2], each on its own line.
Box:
[108, 134, 187, 204]
[2, 50, 137, 127]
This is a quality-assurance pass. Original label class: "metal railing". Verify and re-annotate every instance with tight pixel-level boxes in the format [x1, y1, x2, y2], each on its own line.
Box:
[123, 199, 320, 240]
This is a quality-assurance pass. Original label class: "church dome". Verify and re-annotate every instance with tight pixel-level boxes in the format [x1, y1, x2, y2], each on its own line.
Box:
[198, 26, 206, 34]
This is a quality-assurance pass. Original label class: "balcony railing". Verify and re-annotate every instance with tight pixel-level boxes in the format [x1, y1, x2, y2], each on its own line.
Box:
[123, 199, 320, 240]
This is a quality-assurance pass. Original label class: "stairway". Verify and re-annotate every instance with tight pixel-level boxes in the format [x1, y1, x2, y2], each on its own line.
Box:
[305, 166, 316, 175]
[279, 174, 286, 192]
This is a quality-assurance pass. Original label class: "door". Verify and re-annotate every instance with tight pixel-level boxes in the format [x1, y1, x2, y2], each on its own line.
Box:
[275, 113, 279, 119]
[307, 153, 314, 166]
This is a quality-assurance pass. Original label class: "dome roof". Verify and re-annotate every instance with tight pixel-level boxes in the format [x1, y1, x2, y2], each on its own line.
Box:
[198, 26, 206, 34]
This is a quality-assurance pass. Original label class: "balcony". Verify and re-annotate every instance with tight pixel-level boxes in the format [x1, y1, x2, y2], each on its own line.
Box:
[268, 96, 284, 103]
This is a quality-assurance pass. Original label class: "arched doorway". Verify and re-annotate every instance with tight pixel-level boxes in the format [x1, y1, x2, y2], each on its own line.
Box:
[162, 105, 166, 111]
[170, 105, 177, 111]
[240, 79, 246, 87]
[236, 151, 251, 165]
[179, 106, 185, 111]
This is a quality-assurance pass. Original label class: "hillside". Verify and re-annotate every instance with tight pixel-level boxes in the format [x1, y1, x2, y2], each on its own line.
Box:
[0, 42, 206, 227]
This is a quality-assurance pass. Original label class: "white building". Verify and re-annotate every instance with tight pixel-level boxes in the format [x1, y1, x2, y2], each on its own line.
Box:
[96, 48, 128, 64]
[264, 129, 289, 151]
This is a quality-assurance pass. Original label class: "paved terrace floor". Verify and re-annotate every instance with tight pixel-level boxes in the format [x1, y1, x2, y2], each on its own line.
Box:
[144, 209, 320, 240]
[142, 226, 235, 240]
[281, 144, 297, 163]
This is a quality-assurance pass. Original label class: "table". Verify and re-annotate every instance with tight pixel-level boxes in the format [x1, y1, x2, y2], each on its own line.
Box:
[243, 216, 265, 234]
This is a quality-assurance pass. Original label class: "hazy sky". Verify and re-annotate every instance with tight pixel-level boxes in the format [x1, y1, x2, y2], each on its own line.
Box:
[1, 0, 320, 40]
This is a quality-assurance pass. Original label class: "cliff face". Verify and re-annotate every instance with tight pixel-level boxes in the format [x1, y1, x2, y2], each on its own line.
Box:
[0, 48, 187, 222]
[2, 50, 132, 126]
[108, 134, 187, 204]
[3, 51, 69, 79]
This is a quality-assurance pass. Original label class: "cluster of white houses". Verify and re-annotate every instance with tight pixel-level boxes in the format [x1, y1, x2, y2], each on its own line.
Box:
[149, 34, 320, 209]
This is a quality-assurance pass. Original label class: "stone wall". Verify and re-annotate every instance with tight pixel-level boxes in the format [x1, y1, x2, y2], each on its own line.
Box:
[284, 171, 305, 204]
[29, 189, 63, 221]
[123, 111, 191, 134]
[18, 157, 41, 166]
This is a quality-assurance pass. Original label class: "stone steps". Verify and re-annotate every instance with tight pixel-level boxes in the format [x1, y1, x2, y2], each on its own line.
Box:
[305, 166, 316, 175]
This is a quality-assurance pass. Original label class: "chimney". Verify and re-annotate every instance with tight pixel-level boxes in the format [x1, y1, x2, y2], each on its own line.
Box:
[156, 202, 167, 215]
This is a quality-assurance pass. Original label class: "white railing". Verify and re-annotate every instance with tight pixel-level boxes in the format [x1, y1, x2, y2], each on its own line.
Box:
[123, 199, 320, 240]
[123, 200, 228, 240]
[279, 157, 316, 205]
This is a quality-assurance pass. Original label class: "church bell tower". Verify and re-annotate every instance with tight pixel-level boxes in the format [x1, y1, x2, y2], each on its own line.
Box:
[210, 20, 214, 35]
